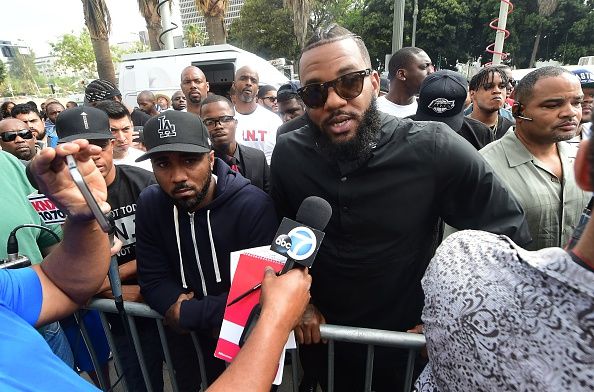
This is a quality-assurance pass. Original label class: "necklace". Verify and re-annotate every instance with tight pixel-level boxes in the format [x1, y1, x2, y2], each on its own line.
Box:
[489, 115, 499, 136]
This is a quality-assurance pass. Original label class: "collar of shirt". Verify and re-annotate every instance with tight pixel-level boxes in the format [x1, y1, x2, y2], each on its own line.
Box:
[503, 131, 576, 169]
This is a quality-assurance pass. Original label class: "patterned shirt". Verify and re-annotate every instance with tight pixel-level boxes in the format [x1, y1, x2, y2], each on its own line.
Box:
[480, 131, 591, 250]
[415, 230, 594, 392]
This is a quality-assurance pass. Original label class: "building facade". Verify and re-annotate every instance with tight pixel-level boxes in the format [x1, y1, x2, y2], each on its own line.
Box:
[178, 0, 245, 34]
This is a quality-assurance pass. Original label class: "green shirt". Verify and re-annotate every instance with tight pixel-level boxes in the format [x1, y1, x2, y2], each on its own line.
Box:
[0, 152, 62, 264]
[480, 131, 590, 251]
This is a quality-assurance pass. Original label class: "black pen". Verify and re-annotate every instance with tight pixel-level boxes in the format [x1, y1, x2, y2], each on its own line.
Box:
[226, 270, 283, 307]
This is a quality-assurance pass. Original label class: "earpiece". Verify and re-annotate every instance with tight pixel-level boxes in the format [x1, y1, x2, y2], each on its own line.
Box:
[512, 102, 533, 121]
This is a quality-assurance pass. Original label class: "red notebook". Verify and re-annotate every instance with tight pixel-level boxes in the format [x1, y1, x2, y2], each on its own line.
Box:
[215, 249, 285, 361]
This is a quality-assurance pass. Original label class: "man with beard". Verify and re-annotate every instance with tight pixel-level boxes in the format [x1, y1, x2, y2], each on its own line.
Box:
[180, 66, 209, 116]
[134, 110, 278, 391]
[270, 24, 531, 391]
[480, 67, 590, 251]
[201, 94, 270, 192]
[468, 66, 515, 139]
[12, 103, 48, 151]
[232, 66, 283, 164]
[0, 118, 37, 161]
[171, 90, 187, 111]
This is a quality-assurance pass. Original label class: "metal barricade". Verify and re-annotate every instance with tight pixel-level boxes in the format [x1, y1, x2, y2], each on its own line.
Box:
[80, 299, 425, 392]
[83, 298, 205, 392]
[320, 324, 426, 392]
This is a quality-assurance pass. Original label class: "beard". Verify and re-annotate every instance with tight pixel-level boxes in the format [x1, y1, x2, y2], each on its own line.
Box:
[317, 97, 382, 162]
[239, 89, 254, 103]
[172, 166, 212, 212]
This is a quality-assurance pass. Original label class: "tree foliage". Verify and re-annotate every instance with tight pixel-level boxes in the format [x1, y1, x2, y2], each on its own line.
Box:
[184, 24, 208, 47]
[51, 30, 98, 77]
[228, 0, 300, 60]
[0, 61, 6, 86]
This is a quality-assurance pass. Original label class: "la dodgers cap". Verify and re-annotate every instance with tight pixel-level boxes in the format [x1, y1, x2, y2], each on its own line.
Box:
[136, 111, 211, 162]
[56, 106, 114, 143]
[572, 69, 594, 88]
[414, 70, 468, 132]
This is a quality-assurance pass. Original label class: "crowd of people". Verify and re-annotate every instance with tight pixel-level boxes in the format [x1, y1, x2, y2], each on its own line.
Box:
[1, 22, 593, 392]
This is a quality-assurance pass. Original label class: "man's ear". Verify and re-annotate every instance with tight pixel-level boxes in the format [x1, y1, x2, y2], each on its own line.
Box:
[575, 140, 593, 191]
[396, 68, 406, 81]
[370, 70, 380, 97]
[206, 81, 210, 93]
[208, 150, 215, 169]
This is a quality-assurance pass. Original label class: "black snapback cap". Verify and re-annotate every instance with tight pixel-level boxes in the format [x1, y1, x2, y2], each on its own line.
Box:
[136, 111, 211, 162]
[414, 70, 468, 132]
[56, 106, 114, 143]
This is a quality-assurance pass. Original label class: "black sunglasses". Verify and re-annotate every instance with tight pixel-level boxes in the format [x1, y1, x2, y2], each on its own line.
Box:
[298, 69, 373, 108]
[1, 129, 33, 142]
[508, 79, 517, 88]
[203, 115, 236, 128]
[261, 96, 277, 103]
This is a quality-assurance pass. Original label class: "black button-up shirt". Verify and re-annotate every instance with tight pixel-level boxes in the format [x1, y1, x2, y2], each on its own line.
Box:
[270, 113, 530, 332]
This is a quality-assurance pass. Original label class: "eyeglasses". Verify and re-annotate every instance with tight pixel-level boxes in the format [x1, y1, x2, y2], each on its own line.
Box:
[508, 79, 517, 88]
[298, 69, 373, 108]
[203, 115, 236, 128]
[261, 96, 277, 103]
[0, 129, 33, 142]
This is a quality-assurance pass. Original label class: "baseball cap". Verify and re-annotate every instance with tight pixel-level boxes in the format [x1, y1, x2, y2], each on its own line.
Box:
[85, 79, 122, 103]
[572, 69, 594, 88]
[277, 81, 301, 101]
[136, 111, 211, 162]
[56, 107, 114, 143]
[414, 70, 468, 132]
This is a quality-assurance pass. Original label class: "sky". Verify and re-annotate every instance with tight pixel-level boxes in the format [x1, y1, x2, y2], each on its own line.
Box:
[1, 0, 182, 57]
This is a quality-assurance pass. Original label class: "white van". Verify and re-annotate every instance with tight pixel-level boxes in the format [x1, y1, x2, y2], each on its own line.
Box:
[118, 44, 289, 107]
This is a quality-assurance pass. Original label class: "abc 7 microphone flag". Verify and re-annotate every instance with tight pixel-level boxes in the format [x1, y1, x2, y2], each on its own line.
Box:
[270, 218, 325, 267]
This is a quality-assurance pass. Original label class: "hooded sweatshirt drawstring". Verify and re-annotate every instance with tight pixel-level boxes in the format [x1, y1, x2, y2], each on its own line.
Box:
[207, 209, 222, 283]
[173, 205, 188, 289]
[173, 205, 222, 296]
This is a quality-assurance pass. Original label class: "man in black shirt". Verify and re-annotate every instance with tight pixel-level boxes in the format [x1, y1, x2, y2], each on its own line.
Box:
[56, 107, 160, 391]
[270, 24, 531, 391]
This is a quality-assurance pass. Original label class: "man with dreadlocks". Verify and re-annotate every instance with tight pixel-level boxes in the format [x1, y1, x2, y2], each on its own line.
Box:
[467, 66, 515, 139]
[270, 24, 531, 391]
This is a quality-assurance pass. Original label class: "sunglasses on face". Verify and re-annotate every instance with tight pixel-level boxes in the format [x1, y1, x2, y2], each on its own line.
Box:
[298, 68, 373, 108]
[203, 115, 236, 128]
[1, 129, 33, 142]
[508, 79, 517, 88]
[262, 96, 277, 103]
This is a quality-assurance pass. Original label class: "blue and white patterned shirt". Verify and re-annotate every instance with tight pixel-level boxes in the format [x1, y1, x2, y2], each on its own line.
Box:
[415, 230, 594, 392]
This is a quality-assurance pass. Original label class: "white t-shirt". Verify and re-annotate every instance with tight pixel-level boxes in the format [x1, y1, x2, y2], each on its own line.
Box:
[376, 95, 417, 118]
[235, 105, 282, 164]
[113, 147, 153, 172]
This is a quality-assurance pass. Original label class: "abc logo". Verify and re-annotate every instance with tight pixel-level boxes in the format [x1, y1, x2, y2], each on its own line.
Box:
[274, 234, 292, 252]
[286, 227, 316, 261]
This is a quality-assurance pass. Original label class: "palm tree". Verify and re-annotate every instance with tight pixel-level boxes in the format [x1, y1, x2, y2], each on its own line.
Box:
[81, 0, 116, 84]
[137, 0, 163, 51]
[284, 0, 310, 49]
[184, 24, 207, 47]
[195, 0, 228, 45]
[529, 0, 559, 68]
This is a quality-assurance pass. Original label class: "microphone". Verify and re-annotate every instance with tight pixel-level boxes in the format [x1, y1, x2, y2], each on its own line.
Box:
[272, 196, 332, 272]
[237, 196, 332, 346]
[228, 197, 332, 308]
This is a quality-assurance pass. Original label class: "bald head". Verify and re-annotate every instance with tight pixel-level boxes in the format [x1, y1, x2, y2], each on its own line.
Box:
[0, 118, 37, 161]
[180, 66, 209, 109]
[233, 66, 259, 104]
[137, 90, 158, 115]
